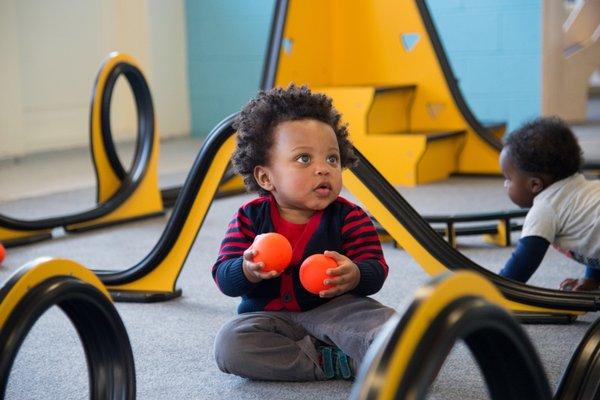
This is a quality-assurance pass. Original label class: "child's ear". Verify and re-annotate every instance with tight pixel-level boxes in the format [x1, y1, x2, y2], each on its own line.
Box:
[254, 166, 274, 192]
[529, 176, 544, 195]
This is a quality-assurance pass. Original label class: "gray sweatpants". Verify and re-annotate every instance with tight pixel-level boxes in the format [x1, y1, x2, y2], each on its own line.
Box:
[214, 294, 397, 381]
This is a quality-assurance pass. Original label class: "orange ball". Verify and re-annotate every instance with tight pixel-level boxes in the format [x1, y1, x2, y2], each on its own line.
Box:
[0, 243, 5, 265]
[299, 254, 337, 294]
[252, 233, 293, 273]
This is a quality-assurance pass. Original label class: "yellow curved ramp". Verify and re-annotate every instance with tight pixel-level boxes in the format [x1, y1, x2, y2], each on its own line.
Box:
[97, 119, 237, 301]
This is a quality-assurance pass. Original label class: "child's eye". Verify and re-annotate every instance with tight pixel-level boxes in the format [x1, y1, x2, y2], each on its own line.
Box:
[327, 154, 339, 164]
[297, 154, 311, 164]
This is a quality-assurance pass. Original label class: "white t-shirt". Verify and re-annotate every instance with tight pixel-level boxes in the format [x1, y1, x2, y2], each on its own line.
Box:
[522, 173, 600, 268]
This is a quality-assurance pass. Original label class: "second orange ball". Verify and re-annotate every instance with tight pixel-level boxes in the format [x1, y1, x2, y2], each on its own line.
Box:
[299, 254, 337, 294]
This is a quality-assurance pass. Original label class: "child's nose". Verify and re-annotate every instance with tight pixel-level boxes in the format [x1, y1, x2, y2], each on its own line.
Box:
[316, 164, 330, 175]
[504, 180, 509, 188]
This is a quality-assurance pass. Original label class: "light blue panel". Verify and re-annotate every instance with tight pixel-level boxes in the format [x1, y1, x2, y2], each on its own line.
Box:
[186, 1, 541, 135]
[500, 11, 541, 52]
[466, 96, 510, 124]
[185, 0, 274, 137]
[463, 0, 539, 10]
[427, 0, 465, 11]
[498, 55, 541, 96]
[430, 11, 500, 53]
[457, 56, 505, 95]
[458, 54, 540, 97]
[428, 0, 542, 132]
[508, 96, 540, 128]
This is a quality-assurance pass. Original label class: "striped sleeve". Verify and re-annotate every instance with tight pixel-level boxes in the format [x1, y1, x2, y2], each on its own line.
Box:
[341, 206, 389, 295]
[211, 206, 256, 296]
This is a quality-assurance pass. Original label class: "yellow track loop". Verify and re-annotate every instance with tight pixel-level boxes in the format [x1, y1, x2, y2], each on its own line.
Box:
[376, 272, 503, 400]
[0, 257, 110, 329]
[67, 52, 163, 230]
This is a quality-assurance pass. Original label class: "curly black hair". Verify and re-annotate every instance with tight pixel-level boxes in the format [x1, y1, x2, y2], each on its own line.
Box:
[504, 116, 582, 181]
[232, 84, 357, 194]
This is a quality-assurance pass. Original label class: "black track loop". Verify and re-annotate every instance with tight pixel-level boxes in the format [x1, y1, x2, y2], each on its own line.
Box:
[555, 318, 600, 400]
[0, 277, 135, 399]
[95, 61, 154, 189]
[0, 60, 154, 231]
[351, 296, 552, 400]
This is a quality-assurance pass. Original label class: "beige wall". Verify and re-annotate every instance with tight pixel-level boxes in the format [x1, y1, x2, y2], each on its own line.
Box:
[542, 0, 600, 123]
[0, 0, 190, 160]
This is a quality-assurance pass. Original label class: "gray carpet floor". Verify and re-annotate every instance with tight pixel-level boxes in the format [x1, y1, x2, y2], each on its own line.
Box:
[1, 176, 598, 399]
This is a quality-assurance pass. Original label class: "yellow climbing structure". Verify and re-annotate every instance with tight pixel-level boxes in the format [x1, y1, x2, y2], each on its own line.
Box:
[272, 0, 504, 185]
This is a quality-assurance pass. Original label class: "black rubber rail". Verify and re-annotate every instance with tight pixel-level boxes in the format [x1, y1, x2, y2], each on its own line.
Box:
[424, 209, 525, 246]
[260, 0, 289, 90]
[555, 317, 600, 400]
[351, 148, 600, 311]
[351, 285, 552, 399]
[423, 209, 527, 223]
[376, 209, 526, 242]
[96, 114, 237, 285]
[0, 61, 154, 231]
[0, 266, 135, 399]
[101, 111, 600, 307]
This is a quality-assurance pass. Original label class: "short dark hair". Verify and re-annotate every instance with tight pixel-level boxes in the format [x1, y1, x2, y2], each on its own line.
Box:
[232, 84, 357, 194]
[504, 116, 582, 181]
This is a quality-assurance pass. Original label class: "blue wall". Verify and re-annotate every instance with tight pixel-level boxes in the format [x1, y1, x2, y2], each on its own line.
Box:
[427, 0, 542, 131]
[185, 0, 273, 137]
[185, 0, 541, 136]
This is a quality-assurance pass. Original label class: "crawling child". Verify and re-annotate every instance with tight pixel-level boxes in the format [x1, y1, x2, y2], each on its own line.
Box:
[498, 117, 600, 290]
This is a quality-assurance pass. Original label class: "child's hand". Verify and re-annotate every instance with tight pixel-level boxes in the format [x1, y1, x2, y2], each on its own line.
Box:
[559, 277, 600, 291]
[318, 250, 361, 298]
[242, 248, 281, 283]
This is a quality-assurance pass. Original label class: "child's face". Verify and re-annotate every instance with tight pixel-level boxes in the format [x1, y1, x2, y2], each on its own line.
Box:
[500, 147, 542, 208]
[254, 118, 343, 222]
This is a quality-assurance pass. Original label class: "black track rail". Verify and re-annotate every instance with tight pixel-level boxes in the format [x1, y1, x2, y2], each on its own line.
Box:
[101, 112, 600, 311]
[415, 0, 502, 150]
[351, 148, 600, 311]
[95, 114, 237, 286]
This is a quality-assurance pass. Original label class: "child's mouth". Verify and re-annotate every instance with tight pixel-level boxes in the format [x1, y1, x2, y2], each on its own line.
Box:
[315, 182, 332, 196]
